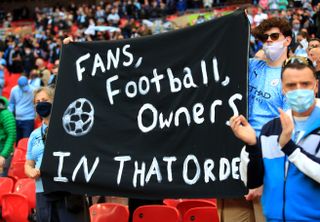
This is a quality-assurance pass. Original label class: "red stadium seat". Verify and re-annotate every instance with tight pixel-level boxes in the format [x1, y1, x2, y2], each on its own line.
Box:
[34, 117, 42, 129]
[164, 198, 216, 208]
[7, 73, 21, 88]
[14, 178, 36, 210]
[163, 199, 182, 207]
[0, 177, 14, 206]
[11, 148, 26, 163]
[90, 203, 129, 222]
[16, 138, 29, 152]
[2, 193, 29, 222]
[8, 161, 28, 181]
[183, 206, 219, 222]
[2, 71, 21, 99]
[133, 205, 180, 222]
[176, 199, 216, 218]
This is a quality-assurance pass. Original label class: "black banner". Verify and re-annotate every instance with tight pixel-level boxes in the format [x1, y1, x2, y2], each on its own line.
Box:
[42, 10, 249, 199]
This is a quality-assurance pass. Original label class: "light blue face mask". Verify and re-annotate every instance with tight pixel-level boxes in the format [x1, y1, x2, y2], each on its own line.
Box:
[285, 89, 315, 113]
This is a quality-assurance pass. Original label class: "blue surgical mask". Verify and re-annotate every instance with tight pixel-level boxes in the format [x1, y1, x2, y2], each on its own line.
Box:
[285, 89, 315, 113]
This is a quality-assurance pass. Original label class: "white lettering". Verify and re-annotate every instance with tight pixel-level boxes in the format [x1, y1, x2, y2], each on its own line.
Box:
[133, 161, 146, 187]
[125, 81, 137, 98]
[145, 157, 162, 183]
[72, 156, 100, 182]
[122, 44, 134, 66]
[193, 103, 204, 124]
[163, 156, 177, 182]
[210, 100, 223, 123]
[53, 152, 71, 183]
[183, 67, 197, 88]
[212, 57, 220, 82]
[91, 53, 106, 77]
[137, 103, 158, 133]
[204, 159, 215, 183]
[151, 69, 164, 93]
[138, 76, 150, 95]
[159, 112, 173, 129]
[174, 107, 191, 126]
[107, 48, 120, 70]
[114, 156, 131, 185]
[232, 157, 240, 179]
[106, 75, 120, 105]
[227, 93, 242, 125]
[201, 60, 208, 85]
[76, 53, 90, 81]
[167, 68, 182, 93]
[219, 158, 230, 181]
[183, 155, 201, 185]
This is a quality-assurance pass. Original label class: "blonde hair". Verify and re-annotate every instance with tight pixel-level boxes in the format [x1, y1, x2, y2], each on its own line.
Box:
[33, 86, 55, 104]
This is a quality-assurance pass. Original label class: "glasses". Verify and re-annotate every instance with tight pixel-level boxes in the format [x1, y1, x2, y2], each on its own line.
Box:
[260, 32, 281, 43]
[282, 56, 314, 69]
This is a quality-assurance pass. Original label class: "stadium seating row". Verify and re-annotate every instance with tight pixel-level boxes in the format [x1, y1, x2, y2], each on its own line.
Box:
[0, 177, 36, 222]
[90, 199, 219, 222]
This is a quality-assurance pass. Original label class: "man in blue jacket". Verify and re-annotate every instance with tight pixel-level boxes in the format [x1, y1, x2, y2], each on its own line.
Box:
[219, 17, 291, 222]
[9, 76, 35, 142]
[230, 56, 320, 221]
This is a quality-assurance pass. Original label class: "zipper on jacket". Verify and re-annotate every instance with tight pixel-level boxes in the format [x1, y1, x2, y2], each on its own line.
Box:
[282, 157, 290, 222]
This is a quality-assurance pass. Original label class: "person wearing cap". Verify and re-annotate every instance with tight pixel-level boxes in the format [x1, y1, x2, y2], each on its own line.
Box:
[218, 17, 291, 222]
[8, 76, 35, 143]
[230, 56, 320, 221]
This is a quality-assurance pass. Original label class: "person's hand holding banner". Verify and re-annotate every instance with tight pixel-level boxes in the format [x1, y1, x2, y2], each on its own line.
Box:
[229, 115, 257, 146]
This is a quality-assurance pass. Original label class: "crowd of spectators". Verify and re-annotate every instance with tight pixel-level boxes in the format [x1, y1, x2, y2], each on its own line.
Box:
[1, 1, 320, 80]
[248, 1, 320, 57]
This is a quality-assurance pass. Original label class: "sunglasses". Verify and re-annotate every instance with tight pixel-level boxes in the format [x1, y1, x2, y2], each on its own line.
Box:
[282, 56, 314, 68]
[260, 32, 281, 43]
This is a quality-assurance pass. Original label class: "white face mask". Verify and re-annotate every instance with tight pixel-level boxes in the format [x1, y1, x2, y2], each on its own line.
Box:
[313, 60, 317, 67]
[263, 39, 287, 62]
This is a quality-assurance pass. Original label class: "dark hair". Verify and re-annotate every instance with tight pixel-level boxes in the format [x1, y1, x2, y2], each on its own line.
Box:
[253, 17, 292, 42]
[281, 56, 316, 79]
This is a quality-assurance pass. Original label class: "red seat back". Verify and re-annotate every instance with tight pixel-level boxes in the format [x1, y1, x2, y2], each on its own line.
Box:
[90, 203, 129, 222]
[183, 206, 219, 222]
[163, 199, 181, 207]
[8, 161, 27, 181]
[176, 199, 216, 218]
[11, 148, 26, 163]
[164, 198, 216, 208]
[16, 138, 29, 152]
[2, 193, 29, 222]
[14, 178, 36, 210]
[2, 71, 21, 99]
[133, 205, 180, 222]
[0, 177, 14, 206]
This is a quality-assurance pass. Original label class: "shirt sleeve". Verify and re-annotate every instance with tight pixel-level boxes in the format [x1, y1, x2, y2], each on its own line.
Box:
[240, 138, 265, 189]
[26, 132, 35, 161]
[282, 139, 320, 184]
